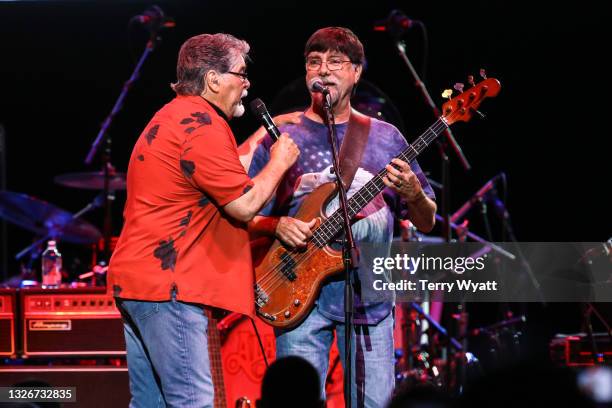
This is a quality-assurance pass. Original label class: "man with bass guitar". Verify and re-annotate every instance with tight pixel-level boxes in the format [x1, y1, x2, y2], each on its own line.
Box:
[248, 27, 436, 407]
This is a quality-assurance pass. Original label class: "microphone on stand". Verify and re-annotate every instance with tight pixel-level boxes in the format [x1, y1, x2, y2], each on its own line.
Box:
[373, 9, 421, 37]
[308, 79, 332, 110]
[130, 5, 176, 30]
[451, 172, 506, 223]
[249, 98, 281, 140]
[308, 79, 330, 95]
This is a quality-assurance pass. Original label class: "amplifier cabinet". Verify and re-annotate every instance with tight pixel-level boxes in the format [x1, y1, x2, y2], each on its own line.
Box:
[20, 287, 125, 357]
[0, 288, 16, 356]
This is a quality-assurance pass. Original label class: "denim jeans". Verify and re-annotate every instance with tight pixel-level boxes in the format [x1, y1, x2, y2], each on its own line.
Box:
[275, 306, 395, 408]
[117, 294, 214, 408]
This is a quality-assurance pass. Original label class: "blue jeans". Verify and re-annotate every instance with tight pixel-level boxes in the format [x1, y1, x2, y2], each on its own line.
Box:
[117, 294, 214, 408]
[275, 307, 395, 408]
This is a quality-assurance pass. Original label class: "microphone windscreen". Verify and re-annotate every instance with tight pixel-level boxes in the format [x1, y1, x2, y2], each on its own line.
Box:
[249, 98, 267, 117]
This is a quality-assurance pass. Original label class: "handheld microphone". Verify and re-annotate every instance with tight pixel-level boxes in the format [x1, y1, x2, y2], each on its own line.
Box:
[451, 172, 506, 223]
[249, 98, 281, 140]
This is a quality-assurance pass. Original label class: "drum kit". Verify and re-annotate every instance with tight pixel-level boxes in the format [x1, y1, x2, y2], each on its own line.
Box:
[0, 169, 126, 286]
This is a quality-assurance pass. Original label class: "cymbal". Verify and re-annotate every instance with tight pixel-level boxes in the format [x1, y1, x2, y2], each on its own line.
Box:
[0, 190, 101, 244]
[54, 171, 126, 190]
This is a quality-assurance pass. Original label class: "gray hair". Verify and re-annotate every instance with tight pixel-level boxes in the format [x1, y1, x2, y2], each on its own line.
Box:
[171, 33, 250, 96]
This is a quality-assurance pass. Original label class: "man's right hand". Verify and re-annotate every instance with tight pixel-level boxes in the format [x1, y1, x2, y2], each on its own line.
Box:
[275, 217, 317, 248]
[270, 133, 299, 171]
[224, 133, 298, 224]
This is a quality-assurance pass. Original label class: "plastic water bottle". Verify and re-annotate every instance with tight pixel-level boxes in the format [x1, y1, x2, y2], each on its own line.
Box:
[41, 240, 62, 288]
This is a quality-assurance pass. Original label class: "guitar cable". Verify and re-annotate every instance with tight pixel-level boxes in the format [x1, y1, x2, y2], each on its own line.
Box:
[250, 317, 270, 368]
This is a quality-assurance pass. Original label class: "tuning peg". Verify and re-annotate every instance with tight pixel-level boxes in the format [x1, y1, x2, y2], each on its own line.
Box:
[479, 68, 487, 79]
[470, 107, 486, 119]
[467, 75, 476, 87]
[453, 83, 465, 93]
[442, 89, 453, 100]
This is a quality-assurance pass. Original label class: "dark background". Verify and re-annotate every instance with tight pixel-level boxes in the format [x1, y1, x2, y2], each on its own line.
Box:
[0, 0, 610, 359]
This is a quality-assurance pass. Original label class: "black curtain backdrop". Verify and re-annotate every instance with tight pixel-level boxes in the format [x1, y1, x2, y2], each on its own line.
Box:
[0, 0, 609, 345]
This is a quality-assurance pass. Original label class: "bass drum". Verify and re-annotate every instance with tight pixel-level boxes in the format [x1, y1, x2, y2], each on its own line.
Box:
[219, 312, 344, 407]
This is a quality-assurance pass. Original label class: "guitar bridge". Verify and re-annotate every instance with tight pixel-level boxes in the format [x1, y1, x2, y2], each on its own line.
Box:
[259, 312, 277, 322]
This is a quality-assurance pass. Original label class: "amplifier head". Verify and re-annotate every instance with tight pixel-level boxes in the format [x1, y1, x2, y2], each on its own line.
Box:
[20, 287, 125, 357]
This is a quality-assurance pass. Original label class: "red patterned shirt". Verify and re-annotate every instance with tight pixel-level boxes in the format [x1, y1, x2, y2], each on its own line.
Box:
[108, 95, 255, 317]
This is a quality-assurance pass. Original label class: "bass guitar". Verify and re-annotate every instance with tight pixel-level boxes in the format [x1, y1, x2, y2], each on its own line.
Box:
[254, 77, 501, 328]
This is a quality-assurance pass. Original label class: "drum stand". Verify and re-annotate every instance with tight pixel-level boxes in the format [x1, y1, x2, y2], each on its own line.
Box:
[582, 303, 612, 364]
[15, 193, 105, 263]
[13, 195, 106, 285]
[396, 301, 464, 389]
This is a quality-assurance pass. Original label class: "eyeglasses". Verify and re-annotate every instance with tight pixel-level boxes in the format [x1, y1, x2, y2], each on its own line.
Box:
[226, 71, 249, 82]
[305, 58, 353, 71]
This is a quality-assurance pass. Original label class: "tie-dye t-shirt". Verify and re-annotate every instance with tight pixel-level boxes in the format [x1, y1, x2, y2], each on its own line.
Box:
[248, 114, 435, 324]
[108, 96, 256, 317]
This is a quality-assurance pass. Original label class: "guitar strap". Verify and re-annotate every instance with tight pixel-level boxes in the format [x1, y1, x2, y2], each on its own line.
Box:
[337, 108, 371, 189]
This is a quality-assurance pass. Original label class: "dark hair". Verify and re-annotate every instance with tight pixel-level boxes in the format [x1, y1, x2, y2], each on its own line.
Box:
[171, 33, 250, 96]
[304, 27, 365, 65]
[258, 356, 322, 408]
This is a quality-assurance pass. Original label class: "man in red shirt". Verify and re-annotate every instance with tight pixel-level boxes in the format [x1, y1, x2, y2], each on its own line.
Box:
[108, 33, 299, 407]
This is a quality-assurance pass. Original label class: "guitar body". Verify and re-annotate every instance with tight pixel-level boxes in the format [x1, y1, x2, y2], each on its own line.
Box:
[254, 182, 345, 328]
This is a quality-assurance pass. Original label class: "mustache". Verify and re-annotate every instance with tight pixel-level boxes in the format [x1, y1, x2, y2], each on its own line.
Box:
[311, 76, 336, 87]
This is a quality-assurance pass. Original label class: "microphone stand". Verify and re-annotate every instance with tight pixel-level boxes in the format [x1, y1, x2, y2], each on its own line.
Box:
[83, 25, 164, 265]
[492, 192, 544, 304]
[394, 41, 471, 241]
[433, 214, 515, 261]
[394, 40, 471, 394]
[321, 93, 358, 408]
[478, 195, 520, 366]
